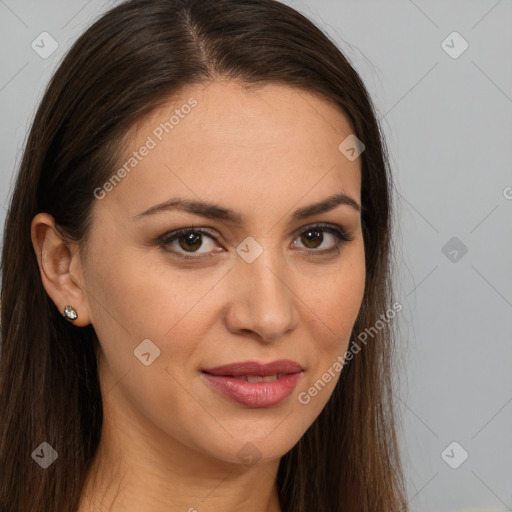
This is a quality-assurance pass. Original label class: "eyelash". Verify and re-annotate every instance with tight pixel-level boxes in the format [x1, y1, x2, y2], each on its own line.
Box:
[157, 223, 354, 261]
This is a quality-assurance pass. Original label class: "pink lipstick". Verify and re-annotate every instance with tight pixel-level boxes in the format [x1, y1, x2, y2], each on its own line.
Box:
[201, 360, 303, 408]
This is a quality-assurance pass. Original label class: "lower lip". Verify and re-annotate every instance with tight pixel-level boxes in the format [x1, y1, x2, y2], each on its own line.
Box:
[201, 372, 303, 408]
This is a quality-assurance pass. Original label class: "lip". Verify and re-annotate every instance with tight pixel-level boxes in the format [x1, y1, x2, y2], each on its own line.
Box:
[203, 360, 303, 377]
[201, 360, 304, 408]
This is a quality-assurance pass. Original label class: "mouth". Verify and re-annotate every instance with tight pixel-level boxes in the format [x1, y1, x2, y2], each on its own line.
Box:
[211, 373, 288, 382]
[201, 360, 304, 408]
[202, 359, 303, 377]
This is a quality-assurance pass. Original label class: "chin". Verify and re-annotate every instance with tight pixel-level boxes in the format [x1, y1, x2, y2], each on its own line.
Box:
[193, 427, 304, 466]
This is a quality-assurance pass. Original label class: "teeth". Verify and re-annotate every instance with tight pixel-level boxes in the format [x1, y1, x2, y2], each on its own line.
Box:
[218, 374, 287, 382]
[246, 375, 263, 383]
[244, 374, 282, 383]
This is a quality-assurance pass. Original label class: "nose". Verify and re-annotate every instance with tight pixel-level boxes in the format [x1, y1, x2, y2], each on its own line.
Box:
[223, 249, 299, 343]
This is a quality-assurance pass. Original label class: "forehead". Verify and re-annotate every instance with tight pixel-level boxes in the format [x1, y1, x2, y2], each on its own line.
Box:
[103, 80, 362, 222]
[151, 79, 356, 148]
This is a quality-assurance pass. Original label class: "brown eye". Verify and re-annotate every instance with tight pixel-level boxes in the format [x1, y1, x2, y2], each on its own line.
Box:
[158, 223, 352, 261]
[293, 224, 352, 253]
[159, 228, 219, 258]
[178, 232, 203, 252]
[301, 229, 324, 249]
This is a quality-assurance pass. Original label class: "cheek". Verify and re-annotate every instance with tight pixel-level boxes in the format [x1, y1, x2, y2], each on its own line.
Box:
[86, 247, 234, 430]
[296, 278, 364, 417]
[87, 249, 223, 438]
[303, 248, 365, 386]
[308, 250, 365, 341]
[87, 244, 219, 347]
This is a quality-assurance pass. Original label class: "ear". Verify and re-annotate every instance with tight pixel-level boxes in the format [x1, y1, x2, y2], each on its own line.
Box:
[30, 212, 91, 327]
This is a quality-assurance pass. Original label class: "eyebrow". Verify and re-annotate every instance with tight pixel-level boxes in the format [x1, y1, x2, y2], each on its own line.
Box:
[132, 192, 361, 223]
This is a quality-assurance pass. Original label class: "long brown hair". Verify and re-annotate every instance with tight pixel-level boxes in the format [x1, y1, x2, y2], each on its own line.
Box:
[0, 0, 408, 510]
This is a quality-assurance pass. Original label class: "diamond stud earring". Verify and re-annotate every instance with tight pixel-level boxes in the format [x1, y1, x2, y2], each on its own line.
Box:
[63, 305, 78, 321]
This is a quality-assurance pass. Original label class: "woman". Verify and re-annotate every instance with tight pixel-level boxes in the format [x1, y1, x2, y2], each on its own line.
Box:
[0, 0, 408, 510]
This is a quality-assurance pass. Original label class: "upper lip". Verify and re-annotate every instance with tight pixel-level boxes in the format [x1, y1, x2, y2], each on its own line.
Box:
[202, 360, 303, 377]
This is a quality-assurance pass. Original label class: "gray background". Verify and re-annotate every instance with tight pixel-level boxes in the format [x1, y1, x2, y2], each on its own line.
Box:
[1, 0, 511, 510]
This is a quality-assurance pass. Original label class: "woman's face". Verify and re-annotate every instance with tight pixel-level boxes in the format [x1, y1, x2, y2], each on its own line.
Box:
[79, 80, 365, 465]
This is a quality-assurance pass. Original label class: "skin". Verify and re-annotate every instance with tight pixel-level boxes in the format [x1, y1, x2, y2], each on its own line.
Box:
[31, 80, 366, 512]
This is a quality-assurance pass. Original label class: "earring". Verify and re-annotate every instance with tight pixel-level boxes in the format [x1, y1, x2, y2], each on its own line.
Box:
[63, 305, 78, 321]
